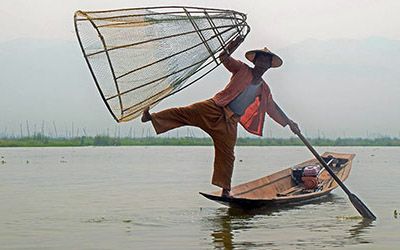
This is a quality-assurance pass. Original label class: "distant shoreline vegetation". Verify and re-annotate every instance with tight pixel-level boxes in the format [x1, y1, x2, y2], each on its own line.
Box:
[0, 134, 399, 147]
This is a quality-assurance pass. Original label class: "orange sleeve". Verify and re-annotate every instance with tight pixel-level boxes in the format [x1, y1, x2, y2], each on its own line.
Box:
[266, 94, 289, 127]
[219, 55, 242, 73]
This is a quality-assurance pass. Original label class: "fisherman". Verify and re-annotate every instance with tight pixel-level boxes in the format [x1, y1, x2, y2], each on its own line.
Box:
[141, 36, 300, 197]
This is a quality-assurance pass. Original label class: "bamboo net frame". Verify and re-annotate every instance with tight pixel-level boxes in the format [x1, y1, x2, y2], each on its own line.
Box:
[74, 6, 250, 122]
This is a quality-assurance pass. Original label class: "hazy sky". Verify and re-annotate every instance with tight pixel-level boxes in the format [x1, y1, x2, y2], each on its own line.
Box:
[1, 0, 400, 46]
[1, 1, 399, 138]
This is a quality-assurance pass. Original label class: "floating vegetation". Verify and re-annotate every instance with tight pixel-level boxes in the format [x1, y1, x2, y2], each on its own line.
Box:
[336, 215, 364, 221]
[85, 217, 107, 223]
[60, 156, 67, 163]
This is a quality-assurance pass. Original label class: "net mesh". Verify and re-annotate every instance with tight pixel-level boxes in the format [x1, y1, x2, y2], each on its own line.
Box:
[74, 6, 250, 122]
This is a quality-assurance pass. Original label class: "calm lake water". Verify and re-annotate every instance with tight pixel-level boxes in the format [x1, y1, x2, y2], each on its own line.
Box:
[0, 146, 399, 249]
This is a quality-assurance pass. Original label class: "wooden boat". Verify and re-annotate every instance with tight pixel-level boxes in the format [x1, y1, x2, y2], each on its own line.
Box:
[200, 152, 355, 209]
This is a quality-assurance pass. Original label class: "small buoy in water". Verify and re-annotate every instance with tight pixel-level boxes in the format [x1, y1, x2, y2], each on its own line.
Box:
[26, 160, 29, 164]
[239, 159, 243, 162]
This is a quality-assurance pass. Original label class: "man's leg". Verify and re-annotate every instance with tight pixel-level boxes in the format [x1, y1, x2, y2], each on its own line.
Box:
[142, 99, 224, 135]
[209, 119, 238, 197]
[142, 103, 201, 134]
[143, 99, 239, 196]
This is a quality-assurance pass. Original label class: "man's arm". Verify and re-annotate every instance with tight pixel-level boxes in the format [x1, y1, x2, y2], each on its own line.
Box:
[218, 36, 244, 73]
[219, 36, 244, 61]
[273, 101, 301, 135]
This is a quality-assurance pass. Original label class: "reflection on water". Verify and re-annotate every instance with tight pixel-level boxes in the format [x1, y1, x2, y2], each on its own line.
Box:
[210, 211, 234, 250]
[348, 220, 374, 244]
[210, 208, 276, 250]
[207, 194, 375, 250]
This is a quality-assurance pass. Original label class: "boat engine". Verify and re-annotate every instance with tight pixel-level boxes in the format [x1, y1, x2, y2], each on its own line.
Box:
[301, 165, 321, 189]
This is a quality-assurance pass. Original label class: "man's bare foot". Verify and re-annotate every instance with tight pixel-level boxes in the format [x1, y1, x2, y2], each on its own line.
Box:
[141, 107, 152, 122]
[221, 188, 232, 198]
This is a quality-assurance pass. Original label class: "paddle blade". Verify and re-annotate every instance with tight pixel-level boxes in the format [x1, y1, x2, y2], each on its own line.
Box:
[349, 193, 376, 220]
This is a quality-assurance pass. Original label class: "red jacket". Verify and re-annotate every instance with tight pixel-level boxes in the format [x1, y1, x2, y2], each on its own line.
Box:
[212, 56, 288, 136]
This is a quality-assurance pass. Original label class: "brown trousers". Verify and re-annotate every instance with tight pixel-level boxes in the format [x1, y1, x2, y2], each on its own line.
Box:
[150, 99, 239, 189]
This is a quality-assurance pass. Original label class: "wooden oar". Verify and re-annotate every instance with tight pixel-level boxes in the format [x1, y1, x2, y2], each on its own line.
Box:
[296, 132, 376, 220]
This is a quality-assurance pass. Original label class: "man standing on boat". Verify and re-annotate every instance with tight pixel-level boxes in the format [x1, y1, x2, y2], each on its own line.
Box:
[141, 36, 300, 197]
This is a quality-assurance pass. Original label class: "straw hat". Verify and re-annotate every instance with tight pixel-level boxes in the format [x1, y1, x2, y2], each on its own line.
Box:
[245, 47, 283, 68]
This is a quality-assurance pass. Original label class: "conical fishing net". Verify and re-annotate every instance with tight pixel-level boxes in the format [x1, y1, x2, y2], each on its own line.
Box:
[74, 6, 250, 122]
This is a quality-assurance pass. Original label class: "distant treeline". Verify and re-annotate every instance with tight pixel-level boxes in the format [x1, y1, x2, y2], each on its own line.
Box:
[0, 134, 400, 147]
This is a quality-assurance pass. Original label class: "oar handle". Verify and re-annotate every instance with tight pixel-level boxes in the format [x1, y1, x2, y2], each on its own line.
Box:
[296, 132, 352, 195]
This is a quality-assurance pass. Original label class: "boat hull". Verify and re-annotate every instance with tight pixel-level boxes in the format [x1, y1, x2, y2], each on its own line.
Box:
[200, 152, 355, 209]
